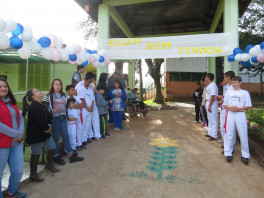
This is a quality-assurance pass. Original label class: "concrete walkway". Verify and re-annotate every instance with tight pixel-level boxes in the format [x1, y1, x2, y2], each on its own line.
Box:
[16, 104, 264, 198]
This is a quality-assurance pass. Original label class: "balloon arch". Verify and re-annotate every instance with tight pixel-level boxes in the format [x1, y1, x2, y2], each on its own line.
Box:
[227, 42, 264, 67]
[0, 18, 111, 67]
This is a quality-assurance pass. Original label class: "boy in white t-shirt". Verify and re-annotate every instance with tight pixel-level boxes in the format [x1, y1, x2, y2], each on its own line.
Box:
[223, 76, 252, 165]
[204, 73, 219, 141]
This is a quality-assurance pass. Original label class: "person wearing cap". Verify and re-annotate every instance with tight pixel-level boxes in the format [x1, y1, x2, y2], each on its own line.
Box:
[71, 65, 85, 87]
[193, 81, 202, 123]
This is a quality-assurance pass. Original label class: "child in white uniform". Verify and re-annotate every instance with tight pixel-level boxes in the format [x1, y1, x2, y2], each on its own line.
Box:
[77, 72, 95, 142]
[67, 98, 78, 152]
[204, 73, 218, 140]
[223, 76, 252, 165]
[66, 85, 85, 149]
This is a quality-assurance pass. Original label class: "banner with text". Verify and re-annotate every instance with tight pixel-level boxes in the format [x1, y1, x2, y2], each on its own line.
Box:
[100, 32, 236, 59]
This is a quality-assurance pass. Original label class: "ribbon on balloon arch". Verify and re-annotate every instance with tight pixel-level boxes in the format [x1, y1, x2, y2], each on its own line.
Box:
[0, 18, 111, 68]
[227, 42, 264, 67]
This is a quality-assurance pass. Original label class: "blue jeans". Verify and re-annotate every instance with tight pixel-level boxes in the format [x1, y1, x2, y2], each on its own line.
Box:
[113, 111, 123, 129]
[52, 115, 72, 157]
[0, 144, 24, 198]
[200, 106, 207, 124]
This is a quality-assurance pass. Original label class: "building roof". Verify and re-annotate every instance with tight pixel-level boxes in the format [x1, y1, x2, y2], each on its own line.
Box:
[75, 0, 251, 38]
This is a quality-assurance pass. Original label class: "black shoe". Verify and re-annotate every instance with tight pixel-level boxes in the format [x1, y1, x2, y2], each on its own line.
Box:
[204, 134, 211, 138]
[221, 145, 224, 149]
[54, 156, 65, 165]
[86, 139, 92, 143]
[241, 157, 249, 165]
[105, 133, 110, 137]
[80, 145, 87, 149]
[208, 137, 217, 141]
[91, 137, 97, 140]
[82, 142, 87, 146]
[226, 156, 233, 163]
[69, 155, 84, 163]
[73, 150, 78, 157]
[101, 135, 105, 139]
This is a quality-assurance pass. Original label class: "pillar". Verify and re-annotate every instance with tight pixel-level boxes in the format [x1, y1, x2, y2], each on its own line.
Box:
[223, 0, 239, 75]
[207, 57, 216, 82]
[97, 3, 110, 81]
[128, 60, 135, 89]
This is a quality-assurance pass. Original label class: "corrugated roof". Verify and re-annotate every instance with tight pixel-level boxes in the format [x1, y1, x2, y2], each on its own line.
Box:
[75, 0, 252, 38]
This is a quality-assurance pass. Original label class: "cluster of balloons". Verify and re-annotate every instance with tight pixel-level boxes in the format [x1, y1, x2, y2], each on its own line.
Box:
[227, 42, 264, 67]
[0, 18, 111, 67]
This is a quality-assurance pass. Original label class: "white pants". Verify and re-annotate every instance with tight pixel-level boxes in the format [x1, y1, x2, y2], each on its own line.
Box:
[88, 105, 101, 139]
[220, 108, 226, 141]
[77, 115, 83, 146]
[224, 111, 250, 158]
[82, 108, 93, 140]
[67, 122, 77, 150]
[206, 102, 218, 138]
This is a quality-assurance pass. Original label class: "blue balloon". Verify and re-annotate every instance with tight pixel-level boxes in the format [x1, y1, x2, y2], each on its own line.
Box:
[227, 54, 235, 62]
[251, 57, 258, 63]
[37, 37, 51, 48]
[240, 61, 245, 65]
[244, 60, 252, 67]
[233, 48, 243, 55]
[86, 49, 91, 54]
[11, 23, 24, 37]
[82, 61, 88, 66]
[69, 54, 77, 61]
[99, 56, 105, 63]
[10, 36, 23, 49]
[91, 50, 97, 54]
[245, 44, 254, 53]
[260, 41, 264, 50]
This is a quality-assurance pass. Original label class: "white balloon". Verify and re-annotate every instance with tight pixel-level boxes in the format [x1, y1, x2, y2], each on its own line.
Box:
[99, 62, 105, 68]
[66, 45, 76, 54]
[41, 48, 54, 60]
[60, 49, 69, 61]
[21, 25, 33, 42]
[98, 49, 106, 56]
[77, 52, 86, 63]
[77, 60, 83, 65]
[249, 48, 258, 57]
[18, 45, 31, 59]
[5, 20, 17, 32]
[93, 54, 100, 61]
[93, 61, 100, 67]
[0, 18, 7, 32]
[0, 33, 10, 49]
[56, 37, 63, 49]
[86, 53, 91, 60]
[241, 53, 250, 62]
[234, 54, 242, 62]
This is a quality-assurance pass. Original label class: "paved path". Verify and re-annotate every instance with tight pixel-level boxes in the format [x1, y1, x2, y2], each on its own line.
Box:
[18, 104, 264, 198]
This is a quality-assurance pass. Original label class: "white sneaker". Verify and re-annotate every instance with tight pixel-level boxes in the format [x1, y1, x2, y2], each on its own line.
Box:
[114, 127, 118, 130]
[203, 127, 208, 132]
[194, 121, 199, 123]
[116, 128, 121, 131]
[218, 140, 224, 143]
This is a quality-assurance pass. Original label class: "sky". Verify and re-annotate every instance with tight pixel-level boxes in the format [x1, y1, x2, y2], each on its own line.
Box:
[0, 0, 156, 87]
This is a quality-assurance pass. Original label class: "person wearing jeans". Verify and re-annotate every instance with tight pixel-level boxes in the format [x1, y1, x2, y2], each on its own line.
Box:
[0, 78, 27, 198]
[44, 78, 84, 165]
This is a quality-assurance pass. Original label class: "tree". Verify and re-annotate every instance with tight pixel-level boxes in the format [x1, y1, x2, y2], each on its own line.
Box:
[239, 0, 264, 36]
[145, 59, 164, 103]
[239, 0, 264, 96]
[137, 59, 144, 101]
[78, 16, 98, 40]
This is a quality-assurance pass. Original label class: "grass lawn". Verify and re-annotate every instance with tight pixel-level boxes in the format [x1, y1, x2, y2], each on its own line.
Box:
[144, 99, 193, 106]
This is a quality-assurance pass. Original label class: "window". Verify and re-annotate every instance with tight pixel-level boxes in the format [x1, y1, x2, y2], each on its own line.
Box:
[169, 72, 206, 82]
[18, 64, 50, 91]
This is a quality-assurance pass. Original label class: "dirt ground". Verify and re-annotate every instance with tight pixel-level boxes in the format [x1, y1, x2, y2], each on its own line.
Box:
[18, 104, 264, 198]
